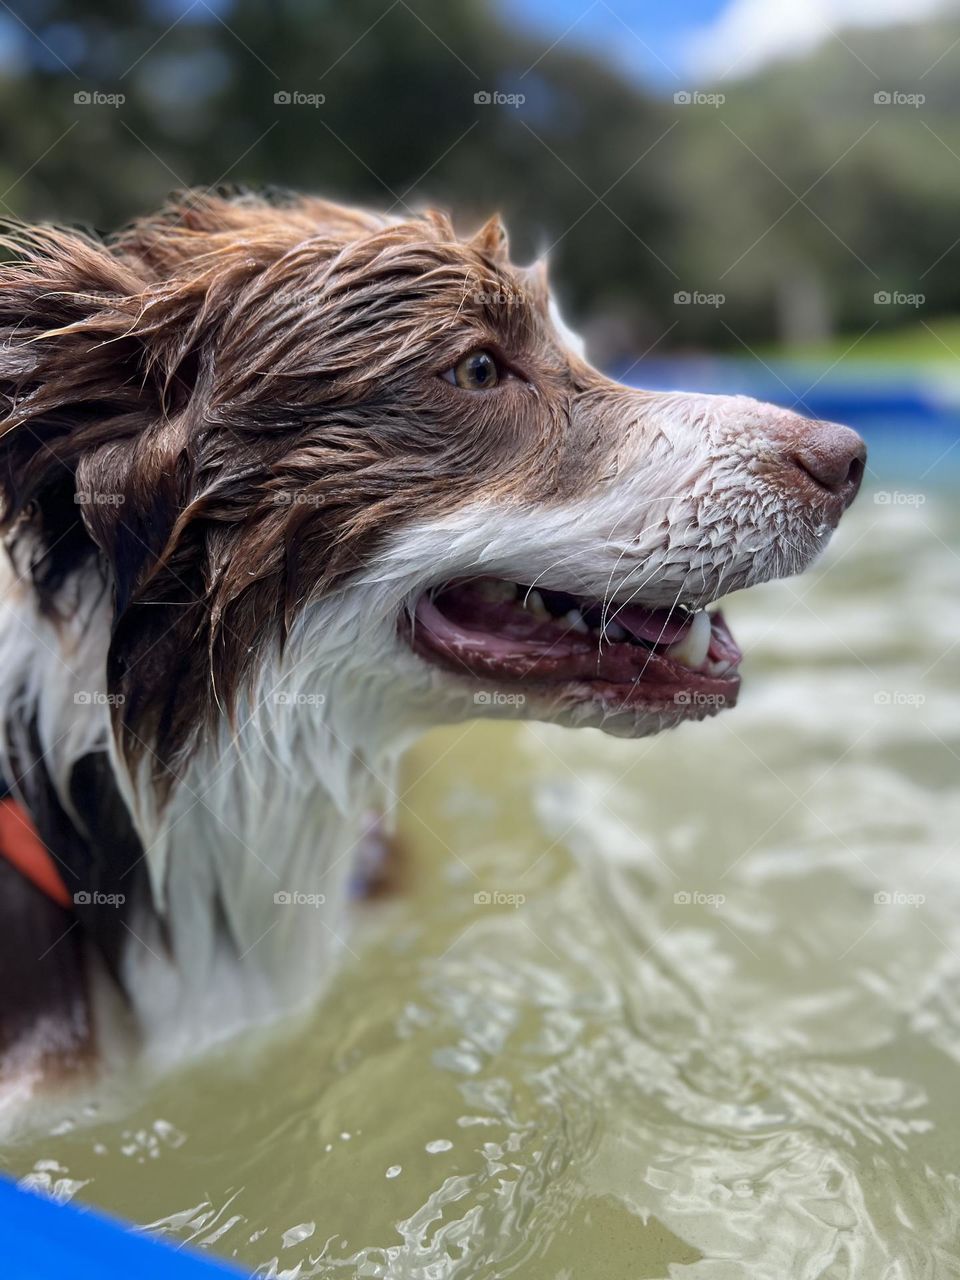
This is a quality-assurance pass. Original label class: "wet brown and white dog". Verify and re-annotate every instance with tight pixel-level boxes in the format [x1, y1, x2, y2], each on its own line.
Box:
[0, 191, 864, 1086]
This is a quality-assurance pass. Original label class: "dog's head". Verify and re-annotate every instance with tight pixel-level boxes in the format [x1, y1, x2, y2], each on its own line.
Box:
[0, 192, 864, 791]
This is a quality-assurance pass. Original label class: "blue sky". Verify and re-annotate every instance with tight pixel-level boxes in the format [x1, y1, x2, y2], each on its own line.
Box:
[506, 0, 727, 85]
[500, 0, 949, 88]
[504, 0, 730, 86]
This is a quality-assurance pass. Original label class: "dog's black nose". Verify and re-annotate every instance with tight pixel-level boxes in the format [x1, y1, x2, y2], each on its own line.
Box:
[790, 421, 866, 508]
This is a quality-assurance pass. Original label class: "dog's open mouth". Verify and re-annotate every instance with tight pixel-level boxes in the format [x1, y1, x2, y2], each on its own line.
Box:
[410, 577, 742, 716]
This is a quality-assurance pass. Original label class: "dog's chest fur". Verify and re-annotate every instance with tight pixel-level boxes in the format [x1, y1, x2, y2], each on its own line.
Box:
[0, 552, 407, 1065]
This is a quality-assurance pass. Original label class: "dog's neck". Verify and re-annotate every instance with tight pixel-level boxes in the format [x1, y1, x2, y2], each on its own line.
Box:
[123, 728, 385, 1062]
[0, 554, 419, 1062]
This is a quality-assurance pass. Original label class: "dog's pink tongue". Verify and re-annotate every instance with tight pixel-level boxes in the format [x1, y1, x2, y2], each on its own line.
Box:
[614, 604, 692, 645]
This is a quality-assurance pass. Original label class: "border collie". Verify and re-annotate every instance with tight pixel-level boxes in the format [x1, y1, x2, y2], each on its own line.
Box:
[0, 191, 865, 1087]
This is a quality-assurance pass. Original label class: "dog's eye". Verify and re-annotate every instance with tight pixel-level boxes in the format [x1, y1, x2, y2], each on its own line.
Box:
[443, 350, 500, 391]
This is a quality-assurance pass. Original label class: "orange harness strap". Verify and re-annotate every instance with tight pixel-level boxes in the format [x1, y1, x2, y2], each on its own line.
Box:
[0, 795, 73, 911]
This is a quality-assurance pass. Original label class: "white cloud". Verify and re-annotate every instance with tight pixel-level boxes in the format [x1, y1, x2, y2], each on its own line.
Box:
[686, 0, 950, 81]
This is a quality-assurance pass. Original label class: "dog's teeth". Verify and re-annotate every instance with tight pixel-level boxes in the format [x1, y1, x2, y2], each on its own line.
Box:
[526, 590, 550, 620]
[564, 608, 589, 635]
[605, 622, 627, 642]
[665, 609, 712, 670]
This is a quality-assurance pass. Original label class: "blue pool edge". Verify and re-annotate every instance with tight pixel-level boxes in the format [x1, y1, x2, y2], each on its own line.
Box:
[0, 1176, 250, 1279]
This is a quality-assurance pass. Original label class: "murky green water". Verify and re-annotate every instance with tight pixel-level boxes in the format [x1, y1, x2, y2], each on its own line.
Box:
[4, 487, 960, 1278]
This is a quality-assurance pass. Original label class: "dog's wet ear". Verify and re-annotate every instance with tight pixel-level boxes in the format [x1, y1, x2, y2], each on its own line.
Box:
[0, 222, 235, 781]
[470, 214, 509, 265]
[0, 223, 202, 614]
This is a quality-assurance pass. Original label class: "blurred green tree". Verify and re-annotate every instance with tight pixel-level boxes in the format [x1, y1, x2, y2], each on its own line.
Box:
[1, 0, 958, 359]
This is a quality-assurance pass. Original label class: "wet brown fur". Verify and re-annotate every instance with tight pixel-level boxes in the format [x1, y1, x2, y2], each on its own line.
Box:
[0, 191, 612, 790]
